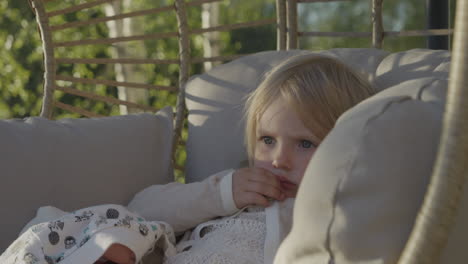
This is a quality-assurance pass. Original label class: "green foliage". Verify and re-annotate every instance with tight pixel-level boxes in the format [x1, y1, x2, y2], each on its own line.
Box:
[220, 0, 276, 54]
[50, 1, 117, 118]
[2, 0, 450, 119]
[0, 1, 43, 118]
[298, 0, 455, 51]
[1, 0, 456, 113]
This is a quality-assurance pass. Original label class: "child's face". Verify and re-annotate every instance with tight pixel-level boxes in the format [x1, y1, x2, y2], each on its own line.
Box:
[253, 97, 317, 196]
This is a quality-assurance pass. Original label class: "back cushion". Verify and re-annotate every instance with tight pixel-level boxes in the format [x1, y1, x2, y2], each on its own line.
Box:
[184, 48, 389, 182]
[0, 107, 173, 252]
[375, 48, 451, 91]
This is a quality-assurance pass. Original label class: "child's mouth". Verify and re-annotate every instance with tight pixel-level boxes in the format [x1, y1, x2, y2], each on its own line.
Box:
[277, 175, 297, 190]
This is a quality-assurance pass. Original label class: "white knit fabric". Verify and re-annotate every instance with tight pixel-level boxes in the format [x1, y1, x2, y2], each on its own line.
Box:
[165, 207, 266, 264]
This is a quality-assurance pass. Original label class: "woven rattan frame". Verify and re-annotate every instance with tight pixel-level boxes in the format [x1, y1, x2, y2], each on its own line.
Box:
[30, 0, 56, 119]
[399, 1, 468, 263]
[173, 0, 190, 158]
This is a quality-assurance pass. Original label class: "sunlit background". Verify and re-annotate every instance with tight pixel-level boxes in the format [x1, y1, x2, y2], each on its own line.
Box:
[0, 0, 456, 119]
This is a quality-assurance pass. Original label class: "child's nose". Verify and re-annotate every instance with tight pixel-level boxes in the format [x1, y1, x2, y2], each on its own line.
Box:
[272, 145, 291, 170]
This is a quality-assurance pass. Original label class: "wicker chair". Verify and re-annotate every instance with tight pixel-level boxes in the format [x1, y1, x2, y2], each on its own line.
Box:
[26, 0, 468, 263]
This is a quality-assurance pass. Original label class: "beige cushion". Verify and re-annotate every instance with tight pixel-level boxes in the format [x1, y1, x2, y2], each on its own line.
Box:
[185, 48, 389, 182]
[375, 48, 451, 91]
[274, 74, 450, 262]
[0, 107, 173, 252]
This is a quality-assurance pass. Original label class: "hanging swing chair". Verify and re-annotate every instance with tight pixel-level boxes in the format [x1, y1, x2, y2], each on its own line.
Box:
[0, 0, 467, 263]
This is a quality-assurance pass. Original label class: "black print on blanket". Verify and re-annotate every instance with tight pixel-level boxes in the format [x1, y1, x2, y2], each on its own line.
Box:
[64, 236, 76, 249]
[139, 223, 149, 236]
[106, 208, 120, 219]
[0, 204, 177, 264]
[74, 210, 94, 222]
[23, 252, 39, 264]
[48, 220, 64, 245]
[114, 215, 133, 228]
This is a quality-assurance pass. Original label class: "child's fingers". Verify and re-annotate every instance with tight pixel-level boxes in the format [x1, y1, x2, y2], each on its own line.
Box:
[243, 191, 271, 207]
[246, 181, 284, 201]
[281, 184, 298, 198]
[248, 169, 282, 189]
[232, 167, 285, 208]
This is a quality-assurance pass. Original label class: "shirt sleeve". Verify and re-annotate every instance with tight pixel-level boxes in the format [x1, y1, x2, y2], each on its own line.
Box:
[219, 170, 239, 212]
[127, 169, 238, 233]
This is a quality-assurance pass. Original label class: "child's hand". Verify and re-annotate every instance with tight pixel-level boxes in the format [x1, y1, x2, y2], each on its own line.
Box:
[232, 167, 286, 209]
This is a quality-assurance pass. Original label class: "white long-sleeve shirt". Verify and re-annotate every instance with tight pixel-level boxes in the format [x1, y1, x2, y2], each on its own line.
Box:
[128, 169, 294, 264]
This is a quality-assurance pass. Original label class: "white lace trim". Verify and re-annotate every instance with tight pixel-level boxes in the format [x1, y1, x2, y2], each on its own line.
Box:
[165, 209, 266, 264]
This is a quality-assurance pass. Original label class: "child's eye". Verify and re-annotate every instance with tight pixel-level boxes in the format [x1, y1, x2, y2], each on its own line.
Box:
[261, 136, 274, 145]
[300, 140, 314, 149]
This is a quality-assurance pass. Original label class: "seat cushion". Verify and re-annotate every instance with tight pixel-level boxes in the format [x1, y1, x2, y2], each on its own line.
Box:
[0, 107, 173, 252]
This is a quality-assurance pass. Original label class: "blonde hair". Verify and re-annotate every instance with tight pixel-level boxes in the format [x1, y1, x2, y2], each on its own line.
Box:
[245, 54, 374, 162]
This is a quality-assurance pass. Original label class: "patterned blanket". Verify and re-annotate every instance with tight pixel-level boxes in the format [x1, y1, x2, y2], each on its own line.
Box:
[0, 204, 176, 264]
